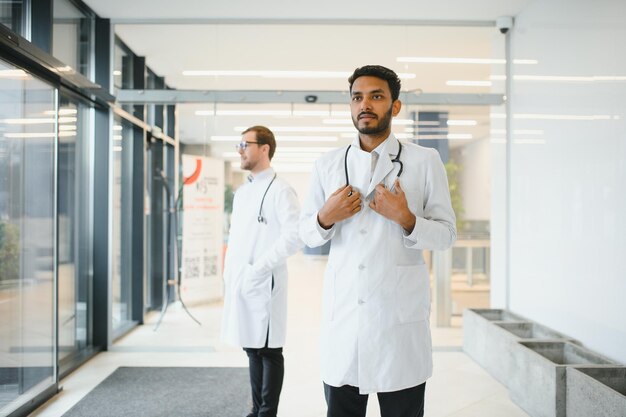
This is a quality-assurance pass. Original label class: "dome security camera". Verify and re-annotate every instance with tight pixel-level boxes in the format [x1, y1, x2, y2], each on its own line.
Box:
[496, 16, 513, 34]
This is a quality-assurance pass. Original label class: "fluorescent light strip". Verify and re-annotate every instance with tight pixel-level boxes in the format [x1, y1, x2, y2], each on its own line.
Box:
[278, 146, 336, 153]
[1, 118, 55, 125]
[43, 109, 78, 116]
[197, 110, 349, 118]
[235, 126, 357, 133]
[515, 114, 612, 121]
[4, 131, 76, 138]
[3, 117, 78, 124]
[397, 57, 537, 65]
[59, 125, 77, 131]
[211, 135, 338, 142]
[184, 70, 415, 79]
[196, 110, 293, 116]
[0, 69, 29, 78]
[447, 120, 477, 126]
[491, 75, 626, 82]
[292, 110, 330, 117]
[446, 80, 492, 87]
[415, 133, 473, 140]
[223, 152, 325, 159]
[319, 118, 417, 126]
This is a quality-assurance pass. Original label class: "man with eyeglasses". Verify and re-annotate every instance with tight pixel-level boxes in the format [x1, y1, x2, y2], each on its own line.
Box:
[221, 125, 302, 417]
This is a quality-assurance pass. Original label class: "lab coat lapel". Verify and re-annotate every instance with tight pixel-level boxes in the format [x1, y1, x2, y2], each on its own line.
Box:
[366, 137, 399, 197]
[346, 138, 371, 196]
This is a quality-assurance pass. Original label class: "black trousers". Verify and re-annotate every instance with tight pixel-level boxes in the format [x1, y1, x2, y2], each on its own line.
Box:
[243, 347, 284, 417]
[324, 382, 426, 417]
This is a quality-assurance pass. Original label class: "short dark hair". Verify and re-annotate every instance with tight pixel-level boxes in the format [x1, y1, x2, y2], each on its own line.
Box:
[242, 125, 276, 160]
[348, 65, 402, 101]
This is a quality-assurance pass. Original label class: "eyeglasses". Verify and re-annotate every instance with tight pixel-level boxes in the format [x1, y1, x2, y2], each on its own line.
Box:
[236, 141, 260, 151]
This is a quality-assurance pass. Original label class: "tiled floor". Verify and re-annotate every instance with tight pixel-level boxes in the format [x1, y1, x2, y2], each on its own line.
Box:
[31, 253, 528, 417]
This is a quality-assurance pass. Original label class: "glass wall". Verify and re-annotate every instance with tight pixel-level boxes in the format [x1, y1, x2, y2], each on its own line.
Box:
[57, 95, 93, 375]
[0, 0, 25, 35]
[111, 116, 134, 336]
[52, 0, 94, 81]
[147, 139, 164, 309]
[0, 58, 57, 416]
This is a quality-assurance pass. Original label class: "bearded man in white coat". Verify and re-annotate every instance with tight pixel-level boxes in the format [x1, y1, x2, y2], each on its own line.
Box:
[221, 125, 301, 417]
[300, 66, 457, 417]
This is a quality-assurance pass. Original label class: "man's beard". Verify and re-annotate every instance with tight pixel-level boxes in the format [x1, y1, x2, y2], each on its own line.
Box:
[353, 105, 393, 135]
[240, 157, 257, 171]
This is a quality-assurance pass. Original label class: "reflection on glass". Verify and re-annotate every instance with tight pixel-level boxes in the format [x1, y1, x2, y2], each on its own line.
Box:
[111, 117, 133, 334]
[0, 58, 56, 414]
[57, 97, 92, 372]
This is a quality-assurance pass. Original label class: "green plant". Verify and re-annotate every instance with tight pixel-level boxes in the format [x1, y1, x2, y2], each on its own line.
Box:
[0, 221, 20, 281]
[445, 159, 465, 232]
[224, 184, 234, 214]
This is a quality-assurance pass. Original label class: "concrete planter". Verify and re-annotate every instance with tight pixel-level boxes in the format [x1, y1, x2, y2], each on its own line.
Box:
[463, 309, 527, 385]
[487, 322, 576, 387]
[566, 366, 626, 417]
[510, 341, 615, 417]
[495, 322, 572, 340]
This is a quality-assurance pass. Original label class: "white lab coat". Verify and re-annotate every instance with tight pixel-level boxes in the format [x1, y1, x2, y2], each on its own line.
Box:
[221, 168, 301, 348]
[300, 135, 456, 394]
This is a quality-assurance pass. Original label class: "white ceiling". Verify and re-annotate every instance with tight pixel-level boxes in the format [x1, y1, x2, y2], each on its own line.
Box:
[81, 0, 532, 170]
[83, 0, 532, 22]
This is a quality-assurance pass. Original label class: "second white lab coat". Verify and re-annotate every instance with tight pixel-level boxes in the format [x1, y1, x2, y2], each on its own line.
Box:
[300, 135, 456, 394]
[221, 168, 301, 348]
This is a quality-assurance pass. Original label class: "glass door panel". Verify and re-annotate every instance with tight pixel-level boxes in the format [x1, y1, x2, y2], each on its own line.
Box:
[0, 58, 57, 416]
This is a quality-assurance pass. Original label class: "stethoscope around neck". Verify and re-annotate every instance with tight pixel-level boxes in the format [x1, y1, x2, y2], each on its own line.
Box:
[257, 173, 277, 224]
[344, 139, 404, 188]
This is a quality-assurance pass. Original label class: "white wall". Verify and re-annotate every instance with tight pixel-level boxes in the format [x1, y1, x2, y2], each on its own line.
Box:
[492, 0, 626, 363]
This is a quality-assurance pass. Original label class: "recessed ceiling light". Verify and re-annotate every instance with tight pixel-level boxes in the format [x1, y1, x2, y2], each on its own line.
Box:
[184, 70, 415, 79]
[397, 57, 537, 65]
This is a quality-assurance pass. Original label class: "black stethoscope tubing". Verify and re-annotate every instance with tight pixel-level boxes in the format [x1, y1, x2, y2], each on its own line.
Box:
[257, 173, 277, 224]
[344, 139, 404, 190]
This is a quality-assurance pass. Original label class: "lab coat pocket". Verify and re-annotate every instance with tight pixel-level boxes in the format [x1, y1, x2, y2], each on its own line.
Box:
[241, 265, 272, 308]
[395, 264, 430, 323]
